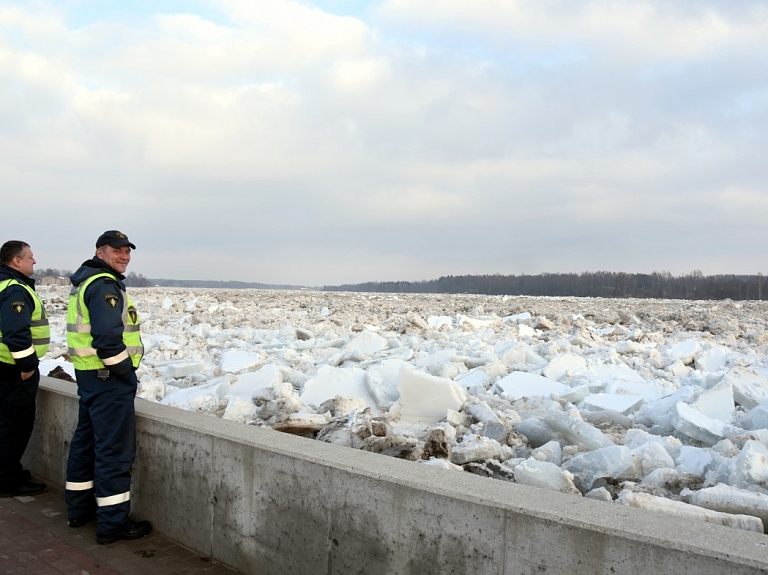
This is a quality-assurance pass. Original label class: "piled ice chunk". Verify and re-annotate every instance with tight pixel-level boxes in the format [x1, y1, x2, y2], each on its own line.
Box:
[36, 286, 768, 533]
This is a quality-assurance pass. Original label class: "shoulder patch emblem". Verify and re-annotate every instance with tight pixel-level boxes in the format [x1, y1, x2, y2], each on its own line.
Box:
[104, 293, 119, 309]
[128, 306, 138, 324]
[11, 301, 25, 314]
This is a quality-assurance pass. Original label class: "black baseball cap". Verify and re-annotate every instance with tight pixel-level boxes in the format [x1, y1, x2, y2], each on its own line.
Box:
[96, 230, 136, 250]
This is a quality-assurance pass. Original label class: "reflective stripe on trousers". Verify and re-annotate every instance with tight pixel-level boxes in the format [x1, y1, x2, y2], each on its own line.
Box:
[65, 480, 94, 490]
[97, 491, 131, 507]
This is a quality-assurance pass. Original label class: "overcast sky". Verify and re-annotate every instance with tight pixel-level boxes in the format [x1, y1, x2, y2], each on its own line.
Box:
[2, 1, 767, 286]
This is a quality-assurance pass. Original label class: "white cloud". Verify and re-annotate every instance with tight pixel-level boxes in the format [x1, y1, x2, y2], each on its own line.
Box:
[360, 184, 468, 221]
[0, 5, 65, 37]
[1, 0, 767, 284]
[330, 57, 392, 96]
[214, 0, 371, 66]
[376, 0, 768, 62]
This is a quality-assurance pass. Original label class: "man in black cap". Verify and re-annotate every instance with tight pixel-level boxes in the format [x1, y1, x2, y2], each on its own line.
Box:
[64, 231, 151, 544]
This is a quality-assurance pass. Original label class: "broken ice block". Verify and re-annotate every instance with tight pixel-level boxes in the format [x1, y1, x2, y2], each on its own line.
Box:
[619, 490, 762, 532]
[544, 411, 615, 451]
[513, 458, 580, 495]
[730, 440, 768, 489]
[691, 381, 734, 424]
[450, 435, 502, 465]
[672, 402, 740, 446]
[164, 362, 205, 378]
[495, 372, 568, 400]
[389, 366, 467, 424]
[725, 369, 768, 410]
[688, 483, 768, 531]
[564, 445, 632, 491]
[582, 393, 643, 416]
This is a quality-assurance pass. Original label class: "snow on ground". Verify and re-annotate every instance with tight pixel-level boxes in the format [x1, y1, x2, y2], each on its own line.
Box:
[37, 286, 768, 534]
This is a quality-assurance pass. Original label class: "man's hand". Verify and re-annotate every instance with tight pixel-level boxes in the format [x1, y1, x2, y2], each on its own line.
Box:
[108, 357, 134, 380]
[20, 371, 34, 381]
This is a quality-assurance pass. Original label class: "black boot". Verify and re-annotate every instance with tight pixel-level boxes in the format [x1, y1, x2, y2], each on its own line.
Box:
[0, 480, 47, 497]
[96, 520, 152, 545]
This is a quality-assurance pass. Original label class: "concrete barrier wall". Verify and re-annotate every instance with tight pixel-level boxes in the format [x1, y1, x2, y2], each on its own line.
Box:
[25, 377, 768, 575]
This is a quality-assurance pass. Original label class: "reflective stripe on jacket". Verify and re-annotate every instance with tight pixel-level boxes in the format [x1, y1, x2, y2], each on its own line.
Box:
[66, 272, 143, 370]
[0, 279, 50, 364]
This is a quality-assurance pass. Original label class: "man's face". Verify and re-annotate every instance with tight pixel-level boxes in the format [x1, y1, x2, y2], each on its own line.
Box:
[97, 245, 131, 274]
[12, 246, 36, 278]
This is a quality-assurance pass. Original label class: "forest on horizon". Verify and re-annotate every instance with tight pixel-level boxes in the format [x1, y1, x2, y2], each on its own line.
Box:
[33, 269, 768, 301]
[322, 270, 768, 301]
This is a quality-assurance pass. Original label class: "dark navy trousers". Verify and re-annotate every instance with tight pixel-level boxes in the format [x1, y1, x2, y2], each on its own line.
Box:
[0, 363, 39, 489]
[65, 369, 137, 536]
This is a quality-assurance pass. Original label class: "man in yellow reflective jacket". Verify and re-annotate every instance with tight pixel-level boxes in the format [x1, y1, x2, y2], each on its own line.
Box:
[64, 230, 151, 545]
[0, 240, 50, 497]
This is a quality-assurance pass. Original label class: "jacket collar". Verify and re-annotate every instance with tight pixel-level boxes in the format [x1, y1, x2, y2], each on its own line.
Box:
[0, 264, 35, 289]
[88, 256, 126, 281]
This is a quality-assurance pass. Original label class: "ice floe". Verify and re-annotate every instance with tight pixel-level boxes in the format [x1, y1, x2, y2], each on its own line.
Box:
[35, 287, 768, 534]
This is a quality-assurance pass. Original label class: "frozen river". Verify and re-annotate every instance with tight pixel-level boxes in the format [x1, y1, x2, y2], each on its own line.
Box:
[38, 286, 768, 534]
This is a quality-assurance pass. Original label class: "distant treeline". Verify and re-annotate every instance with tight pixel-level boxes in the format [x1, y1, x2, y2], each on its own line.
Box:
[37, 269, 154, 288]
[36, 268, 768, 300]
[322, 271, 768, 301]
[147, 278, 299, 290]
[34, 268, 300, 290]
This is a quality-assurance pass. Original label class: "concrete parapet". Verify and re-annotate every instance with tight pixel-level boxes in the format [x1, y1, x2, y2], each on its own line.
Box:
[26, 377, 768, 574]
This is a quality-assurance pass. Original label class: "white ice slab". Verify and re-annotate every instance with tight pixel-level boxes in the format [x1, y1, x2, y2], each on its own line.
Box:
[633, 386, 697, 433]
[300, 365, 378, 413]
[345, 329, 389, 356]
[513, 458, 579, 494]
[584, 360, 645, 383]
[582, 393, 644, 415]
[142, 333, 177, 353]
[742, 398, 768, 431]
[228, 364, 282, 398]
[543, 353, 587, 381]
[624, 428, 682, 459]
[502, 312, 532, 323]
[673, 402, 738, 445]
[694, 345, 731, 373]
[627, 442, 675, 478]
[689, 483, 768, 530]
[518, 324, 535, 337]
[222, 396, 257, 422]
[163, 362, 205, 378]
[560, 385, 591, 404]
[604, 379, 670, 402]
[457, 315, 497, 330]
[160, 376, 231, 414]
[532, 440, 563, 465]
[665, 339, 700, 364]
[619, 490, 762, 533]
[450, 434, 501, 465]
[724, 370, 768, 410]
[414, 349, 456, 369]
[494, 372, 568, 400]
[675, 445, 714, 476]
[365, 358, 405, 409]
[730, 440, 768, 489]
[427, 316, 453, 329]
[544, 411, 615, 451]
[221, 350, 262, 373]
[564, 445, 632, 490]
[390, 367, 468, 424]
[691, 381, 734, 423]
[455, 367, 491, 389]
